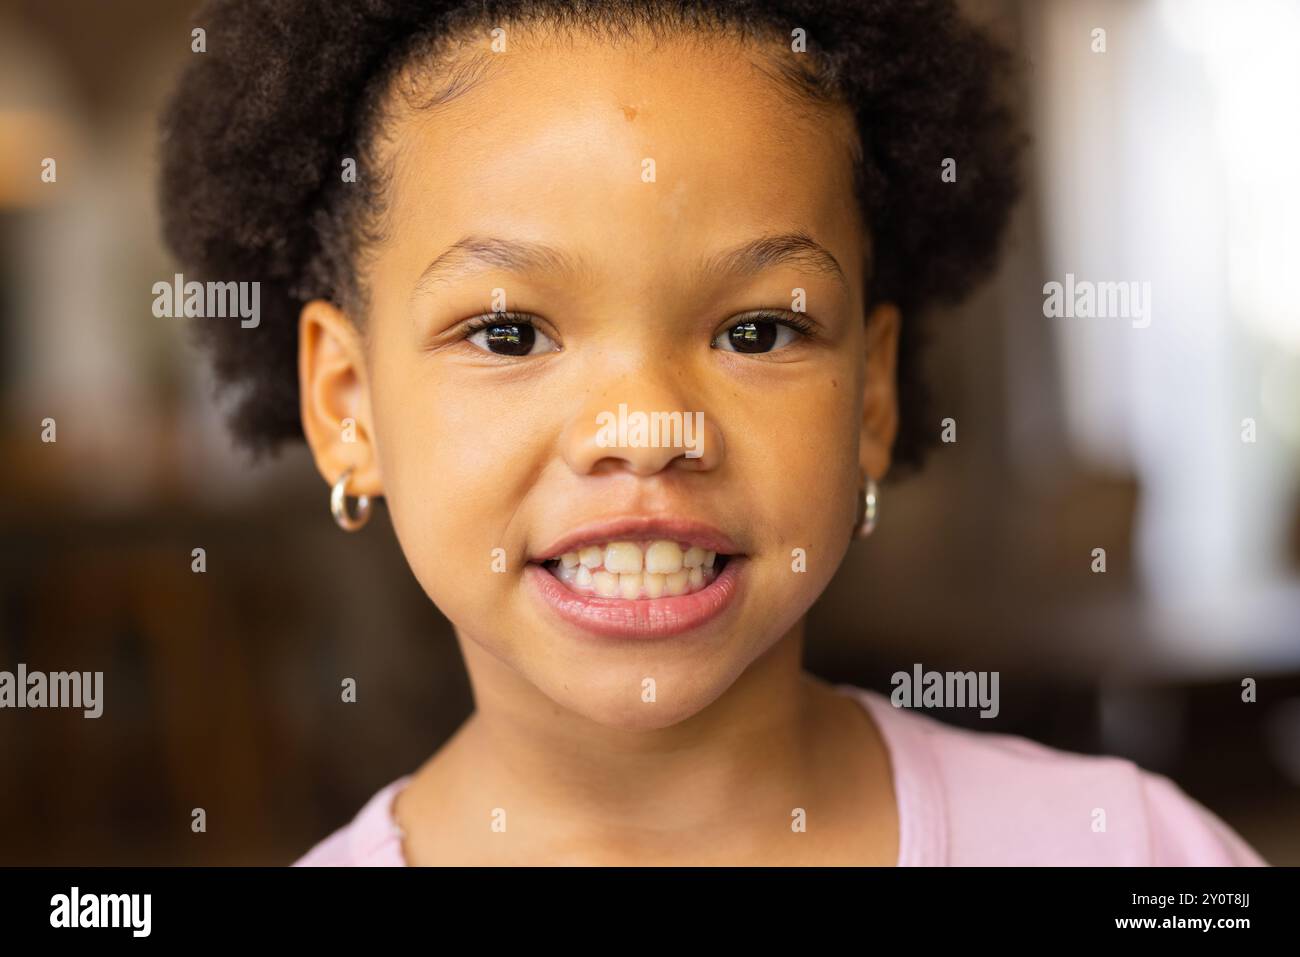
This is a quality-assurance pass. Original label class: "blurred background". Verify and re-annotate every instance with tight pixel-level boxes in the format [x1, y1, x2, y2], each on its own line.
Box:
[1, 0, 1297, 865]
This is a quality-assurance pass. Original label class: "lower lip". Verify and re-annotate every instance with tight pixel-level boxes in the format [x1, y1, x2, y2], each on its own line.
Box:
[525, 558, 746, 639]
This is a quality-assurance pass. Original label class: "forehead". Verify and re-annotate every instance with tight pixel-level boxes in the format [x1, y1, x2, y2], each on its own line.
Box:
[373, 24, 865, 290]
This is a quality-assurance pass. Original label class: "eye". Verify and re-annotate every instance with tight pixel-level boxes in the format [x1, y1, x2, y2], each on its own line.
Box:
[464, 313, 559, 357]
[711, 313, 814, 354]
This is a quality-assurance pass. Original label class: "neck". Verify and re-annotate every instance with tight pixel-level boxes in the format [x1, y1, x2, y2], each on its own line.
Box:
[444, 619, 822, 861]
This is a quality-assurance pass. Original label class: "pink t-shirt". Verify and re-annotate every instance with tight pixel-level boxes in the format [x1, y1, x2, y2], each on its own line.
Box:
[293, 683, 1268, 866]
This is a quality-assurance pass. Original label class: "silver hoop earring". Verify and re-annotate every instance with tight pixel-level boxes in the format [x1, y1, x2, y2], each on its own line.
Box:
[855, 476, 879, 539]
[330, 467, 371, 532]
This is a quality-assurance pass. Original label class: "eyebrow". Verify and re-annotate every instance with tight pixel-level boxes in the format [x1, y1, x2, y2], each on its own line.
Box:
[411, 231, 849, 300]
[702, 231, 848, 290]
[412, 236, 586, 297]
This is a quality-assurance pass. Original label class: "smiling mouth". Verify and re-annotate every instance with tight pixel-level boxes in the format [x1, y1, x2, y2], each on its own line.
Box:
[539, 539, 733, 599]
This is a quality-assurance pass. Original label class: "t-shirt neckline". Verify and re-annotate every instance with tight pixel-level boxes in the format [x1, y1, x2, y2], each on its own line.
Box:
[835, 683, 948, 866]
[379, 682, 947, 866]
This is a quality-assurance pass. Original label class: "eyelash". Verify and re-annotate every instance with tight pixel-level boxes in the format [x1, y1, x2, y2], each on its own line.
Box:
[462, 311, 539, 335]
[730, 311, 820, 341]
[458, 310, 819, 351]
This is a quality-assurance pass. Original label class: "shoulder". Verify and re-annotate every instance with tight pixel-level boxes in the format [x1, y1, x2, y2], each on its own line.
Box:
[842, 685, 1267, 866]
[292, 776, 412, 867]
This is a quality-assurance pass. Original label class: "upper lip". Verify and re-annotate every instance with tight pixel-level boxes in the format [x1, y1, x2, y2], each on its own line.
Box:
[531, 515, 743, 562]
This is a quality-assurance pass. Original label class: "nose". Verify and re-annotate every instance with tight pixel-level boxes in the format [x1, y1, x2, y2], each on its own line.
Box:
[562, 371, 725, 477]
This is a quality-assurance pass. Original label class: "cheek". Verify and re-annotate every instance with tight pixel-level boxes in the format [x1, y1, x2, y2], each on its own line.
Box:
[731, 361, 863, 545]
[365, 347, 549, 621]
[720, 374, 859, 654]
[772, 427, 860, 588]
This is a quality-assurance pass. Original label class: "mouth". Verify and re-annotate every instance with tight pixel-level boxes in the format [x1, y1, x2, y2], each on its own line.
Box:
[525, 518, 747, 639]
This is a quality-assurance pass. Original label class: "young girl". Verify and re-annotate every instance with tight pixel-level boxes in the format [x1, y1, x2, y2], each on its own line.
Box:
[158, 0, 1266, 865]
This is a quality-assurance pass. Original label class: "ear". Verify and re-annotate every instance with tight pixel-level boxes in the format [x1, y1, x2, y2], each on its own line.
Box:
[859, 301, 901, 482]
[298, 298, 383, 495]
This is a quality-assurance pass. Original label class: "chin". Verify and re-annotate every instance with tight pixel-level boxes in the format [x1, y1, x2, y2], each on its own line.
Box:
[525, 658, 739, 731]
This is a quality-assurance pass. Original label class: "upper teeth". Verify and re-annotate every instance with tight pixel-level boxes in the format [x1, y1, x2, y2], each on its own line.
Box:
[559, 540, 716, 574]
[549, 540, 721, 599]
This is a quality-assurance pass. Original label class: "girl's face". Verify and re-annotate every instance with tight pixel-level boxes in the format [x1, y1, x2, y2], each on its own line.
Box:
[300, 25, 900, 729]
